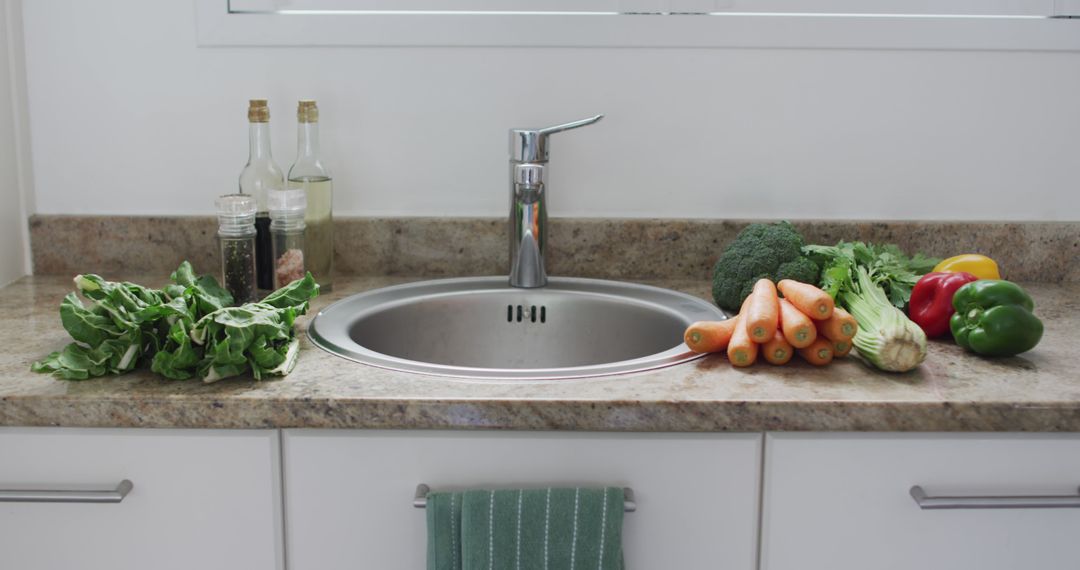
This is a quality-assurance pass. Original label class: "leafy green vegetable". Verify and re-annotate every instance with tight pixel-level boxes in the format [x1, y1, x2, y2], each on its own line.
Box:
[711, 222, 820, 312]
[32, 263, 319, 383]
[59, 293, 120, 346]
[261, 272, 319, 311]
[842, 265, 928, 372]
[802, 241, 938, 372]
[167, 261, 234, 315]
[31, 344, 108, 380]
[804, 241, 938, 310]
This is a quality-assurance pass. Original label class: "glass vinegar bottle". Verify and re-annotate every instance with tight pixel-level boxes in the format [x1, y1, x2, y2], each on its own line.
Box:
[238, 99, 285, 297]
[287, 100, 334, 292]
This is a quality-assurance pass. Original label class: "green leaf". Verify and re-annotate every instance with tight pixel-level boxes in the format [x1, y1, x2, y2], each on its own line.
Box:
[168, 261, 234, 315]
[268, 337, 300, 376]
[96, 328, 143, 374]
[31, 343, 109, 380]
[802, 240, 940, 309]
[133, 295, 194, 327]
[194, 275, 234, 310]
[199, 360, 248, 383]
[163, 283, 186, 300]
[248, 335, 287, 377]
[170, 261, 197, 287]
[150, 332, 200, 380]
[261, 272, 319, 312]
[59, 293, 121, 346]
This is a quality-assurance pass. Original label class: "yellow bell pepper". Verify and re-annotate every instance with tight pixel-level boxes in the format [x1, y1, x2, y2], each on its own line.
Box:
[933, 254, 1001, 280]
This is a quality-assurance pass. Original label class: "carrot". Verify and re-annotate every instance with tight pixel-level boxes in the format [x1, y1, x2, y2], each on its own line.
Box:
[798, 337, 834, 366]
[762, 330, 794, 365]
[744, 279, 779, 343]
[726, 315, 758, 367]
[832, 338, 853, 357]
[817, 306, 858, 341]
[777, 279, 834, 321]
[778, 298, 817, 349]
[684, 319, 738, 353]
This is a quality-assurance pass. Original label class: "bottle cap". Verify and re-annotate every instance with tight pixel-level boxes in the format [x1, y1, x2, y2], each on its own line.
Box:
[248, 99, 270, 123]
[297, 100, 319, 123]
[216, 194, 257, 236]
[269, 189, 307, 230]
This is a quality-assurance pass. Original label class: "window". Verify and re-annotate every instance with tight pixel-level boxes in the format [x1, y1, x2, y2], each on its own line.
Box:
[196, 0, 1080, 48]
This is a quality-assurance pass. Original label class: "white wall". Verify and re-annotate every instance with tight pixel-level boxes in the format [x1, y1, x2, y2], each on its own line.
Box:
[0, 0, 29, 284]
[19, 0, 1080, 220]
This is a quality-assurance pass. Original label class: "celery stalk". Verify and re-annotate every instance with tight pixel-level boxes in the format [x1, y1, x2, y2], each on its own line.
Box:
[842, 266, 927, 372]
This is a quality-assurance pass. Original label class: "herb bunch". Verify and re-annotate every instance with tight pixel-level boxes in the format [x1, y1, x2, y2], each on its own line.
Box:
[804, 241, 939, 310]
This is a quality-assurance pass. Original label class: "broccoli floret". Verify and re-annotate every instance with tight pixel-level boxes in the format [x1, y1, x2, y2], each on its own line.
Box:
[711, 222, 820, 312]
[776, 256, 821, 285]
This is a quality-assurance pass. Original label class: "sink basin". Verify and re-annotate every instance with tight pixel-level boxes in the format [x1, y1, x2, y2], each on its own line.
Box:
[307, 277, 726, 380]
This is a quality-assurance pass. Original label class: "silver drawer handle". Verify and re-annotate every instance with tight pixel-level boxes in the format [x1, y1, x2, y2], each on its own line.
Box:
[910, 485, 1080, 510]
[414, 484, 637, 513]
[0, 480, 134, 504]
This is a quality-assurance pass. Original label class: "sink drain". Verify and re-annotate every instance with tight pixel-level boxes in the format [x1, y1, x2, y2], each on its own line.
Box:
[506, 304, 547, 323]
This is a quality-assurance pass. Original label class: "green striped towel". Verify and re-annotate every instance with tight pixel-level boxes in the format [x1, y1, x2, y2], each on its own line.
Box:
[427, 487, 625, 570]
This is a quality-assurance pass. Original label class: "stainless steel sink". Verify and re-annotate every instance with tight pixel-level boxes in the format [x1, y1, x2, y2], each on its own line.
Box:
[307, 277, 726, 380]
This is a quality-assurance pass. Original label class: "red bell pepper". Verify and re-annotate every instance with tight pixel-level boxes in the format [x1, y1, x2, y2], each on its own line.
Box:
[909, 271, 979, 338]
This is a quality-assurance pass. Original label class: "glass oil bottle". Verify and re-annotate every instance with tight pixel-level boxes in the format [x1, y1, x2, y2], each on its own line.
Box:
[287, 100, 334, 291]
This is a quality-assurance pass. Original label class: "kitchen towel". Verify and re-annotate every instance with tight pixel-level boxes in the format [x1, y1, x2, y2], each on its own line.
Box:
[427, 487, 625, 570]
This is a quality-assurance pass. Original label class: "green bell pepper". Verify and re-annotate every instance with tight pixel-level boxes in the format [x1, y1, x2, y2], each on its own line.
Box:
[950, 280, 1043, 357]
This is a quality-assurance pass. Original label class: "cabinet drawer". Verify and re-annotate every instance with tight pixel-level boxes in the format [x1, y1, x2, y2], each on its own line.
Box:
[0, 428, 283, 570]
[762, 433, 1080, 570]
[284, 430, 762, 570]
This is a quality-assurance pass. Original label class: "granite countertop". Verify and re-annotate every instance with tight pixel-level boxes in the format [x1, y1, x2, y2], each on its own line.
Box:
[0, 274, 1077, 432]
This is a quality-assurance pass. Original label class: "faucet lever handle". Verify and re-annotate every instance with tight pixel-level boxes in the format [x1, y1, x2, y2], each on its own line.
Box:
[537, 114, 604, 136]
[510, 114, 604, 163]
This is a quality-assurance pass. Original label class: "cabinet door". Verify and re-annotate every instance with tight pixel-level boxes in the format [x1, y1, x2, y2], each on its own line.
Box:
[762, 433, 1080, 570]
[284, 430, 762, 570]
[0, 428, 283, 570]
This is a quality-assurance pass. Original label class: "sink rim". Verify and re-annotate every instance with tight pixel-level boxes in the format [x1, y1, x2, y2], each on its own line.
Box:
[307, 276, 727, 381]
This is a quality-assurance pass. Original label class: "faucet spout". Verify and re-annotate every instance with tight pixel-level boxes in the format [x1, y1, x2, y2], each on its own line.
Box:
[510, 167, 546, 288]
[507, 114, 602, 289]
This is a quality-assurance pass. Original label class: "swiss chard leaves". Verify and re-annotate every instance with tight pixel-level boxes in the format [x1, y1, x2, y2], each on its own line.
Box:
[33, 264, 318, 382]
[59, 293, 121, 347]
[261, 272, 318, 312]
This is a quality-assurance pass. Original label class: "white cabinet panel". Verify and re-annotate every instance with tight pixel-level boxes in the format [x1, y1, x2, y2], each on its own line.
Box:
[762, 433, 1080, 570]
[284, 430, 761, 570]
[0, 428, 283, 570]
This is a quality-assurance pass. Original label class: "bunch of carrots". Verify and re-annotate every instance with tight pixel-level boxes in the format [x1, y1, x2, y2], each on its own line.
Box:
[684, 279, 858, 367]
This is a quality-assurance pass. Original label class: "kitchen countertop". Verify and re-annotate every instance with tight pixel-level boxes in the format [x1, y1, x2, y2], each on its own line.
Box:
[0, 274, 1077, 432]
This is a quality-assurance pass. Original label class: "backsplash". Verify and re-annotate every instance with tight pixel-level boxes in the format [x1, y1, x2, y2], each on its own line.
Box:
[29, 215, 1079, 282]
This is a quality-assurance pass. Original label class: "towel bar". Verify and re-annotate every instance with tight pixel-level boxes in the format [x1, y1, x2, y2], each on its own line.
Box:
[413, 484, 637, 513]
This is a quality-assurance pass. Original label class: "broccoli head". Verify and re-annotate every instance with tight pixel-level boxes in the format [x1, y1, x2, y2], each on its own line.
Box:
[711, 222, 820, 312]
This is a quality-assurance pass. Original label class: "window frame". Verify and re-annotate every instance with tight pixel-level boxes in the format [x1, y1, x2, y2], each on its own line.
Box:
[195, 0, 1080, 50]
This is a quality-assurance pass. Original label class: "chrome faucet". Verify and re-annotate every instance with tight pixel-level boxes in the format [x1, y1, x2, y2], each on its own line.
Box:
[508, 114, 604, 288]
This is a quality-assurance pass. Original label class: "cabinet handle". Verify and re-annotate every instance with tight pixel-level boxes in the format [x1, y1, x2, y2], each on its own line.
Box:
[0, 479, 134, 504]
[414, 484, 637, 513]
[910, 485, 1080, 510]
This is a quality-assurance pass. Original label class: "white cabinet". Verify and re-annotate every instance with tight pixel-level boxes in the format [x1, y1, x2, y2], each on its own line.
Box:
[0, 428, 284, 570]
[761, 433, 1080, 570]
[283, 430, 762, 570]
[8, 426, 1080, 570]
